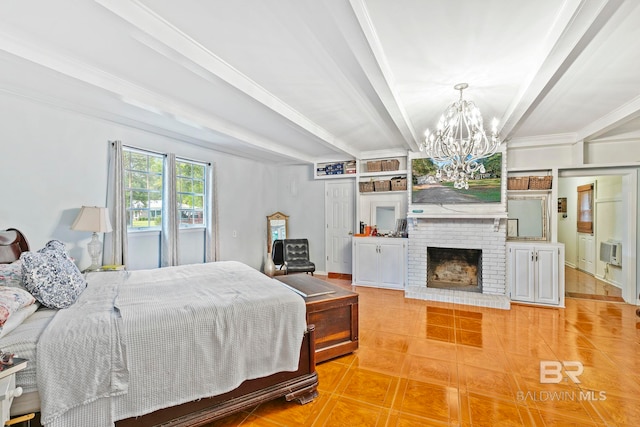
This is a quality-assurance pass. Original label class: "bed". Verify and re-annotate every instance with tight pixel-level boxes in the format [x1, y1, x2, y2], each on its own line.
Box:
[0, 229, 318, 426]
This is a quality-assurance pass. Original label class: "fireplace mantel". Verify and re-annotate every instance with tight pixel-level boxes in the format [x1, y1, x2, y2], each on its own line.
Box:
[408, 213, 508, 232]
[407, 212, 508, 219]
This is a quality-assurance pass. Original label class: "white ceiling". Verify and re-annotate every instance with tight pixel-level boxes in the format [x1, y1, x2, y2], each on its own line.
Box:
[1, 0, 639, 164]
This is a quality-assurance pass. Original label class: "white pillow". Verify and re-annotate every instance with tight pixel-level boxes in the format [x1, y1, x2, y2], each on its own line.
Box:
[0, 260, 26, 290]
[0, 303, 39, 339]
[0, 286, 36, 333]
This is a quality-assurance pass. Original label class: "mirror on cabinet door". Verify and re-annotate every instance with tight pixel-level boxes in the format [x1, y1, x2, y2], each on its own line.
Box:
[267, 212, 289, 252]
[507, 195, 548, 241]
[370, 201, 401, 234]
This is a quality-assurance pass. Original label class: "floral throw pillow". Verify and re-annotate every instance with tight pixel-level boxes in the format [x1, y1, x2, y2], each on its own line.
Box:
[0, 260, 26, 290]
[20, 240, 87, 309]
[0, 286, 36, 327]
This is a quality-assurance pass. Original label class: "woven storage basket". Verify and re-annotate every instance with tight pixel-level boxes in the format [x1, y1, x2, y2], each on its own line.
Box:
[359, 181, 374, 193]
[374, 180, 391, 192]
[381, 159, 400, 171]
[507, 176, 529, 190]
[391, 177, 407, 191]
[366, 160, 382, 172]
[528, 176, 553, 190]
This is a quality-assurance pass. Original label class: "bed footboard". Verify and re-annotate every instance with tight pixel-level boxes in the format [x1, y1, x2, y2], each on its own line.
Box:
[115, 326, 318, 427]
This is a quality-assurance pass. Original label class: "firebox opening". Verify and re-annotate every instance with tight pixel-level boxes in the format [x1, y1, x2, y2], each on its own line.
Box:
[427, 247, 482, 293]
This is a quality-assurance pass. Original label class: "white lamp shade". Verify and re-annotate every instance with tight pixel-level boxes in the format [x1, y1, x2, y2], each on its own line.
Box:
[71, 206, 113, 233]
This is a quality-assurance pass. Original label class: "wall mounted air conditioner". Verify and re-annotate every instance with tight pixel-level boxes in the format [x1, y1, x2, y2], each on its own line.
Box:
[599, 240, 622, 266]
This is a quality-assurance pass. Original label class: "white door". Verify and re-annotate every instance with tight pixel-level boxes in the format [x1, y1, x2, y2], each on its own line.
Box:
[536, 246, 560, 305]
[325, 181, 355, 274]
[510, 245, 535, 302]
[354, 239, 379, 286]
[378, 240, 405, 289]
[577, 233, 595, 274]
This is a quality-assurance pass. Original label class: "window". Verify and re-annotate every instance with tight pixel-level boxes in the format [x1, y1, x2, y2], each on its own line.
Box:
[577, 183, 594, 234]
[177, 160, 206, 228]
[124, 150, 208, 230]
[123, 149, 164, 230]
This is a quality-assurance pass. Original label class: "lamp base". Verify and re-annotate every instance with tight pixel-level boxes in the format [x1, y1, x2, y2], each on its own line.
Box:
[86, 232, 103, 272]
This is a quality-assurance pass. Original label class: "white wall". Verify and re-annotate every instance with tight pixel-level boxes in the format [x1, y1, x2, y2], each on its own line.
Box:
[276, 165, 327, 272]
[0, 92, 284, 271]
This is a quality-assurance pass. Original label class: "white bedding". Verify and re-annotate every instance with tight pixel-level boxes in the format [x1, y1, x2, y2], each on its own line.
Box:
[36, 261, 307, 427]
[0, 307, 57, 393]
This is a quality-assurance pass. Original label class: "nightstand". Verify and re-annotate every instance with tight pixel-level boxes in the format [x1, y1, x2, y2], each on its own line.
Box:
[0, 358, 28, 426]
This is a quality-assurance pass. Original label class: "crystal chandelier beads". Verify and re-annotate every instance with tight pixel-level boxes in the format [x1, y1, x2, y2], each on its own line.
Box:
[419, 83, 501, 190]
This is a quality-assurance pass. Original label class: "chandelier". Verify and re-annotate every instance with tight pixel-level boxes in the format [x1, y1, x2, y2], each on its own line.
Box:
[419, 83, 501, 190]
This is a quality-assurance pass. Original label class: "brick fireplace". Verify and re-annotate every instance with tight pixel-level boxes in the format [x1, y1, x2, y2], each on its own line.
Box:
[405, 216, 510, 309]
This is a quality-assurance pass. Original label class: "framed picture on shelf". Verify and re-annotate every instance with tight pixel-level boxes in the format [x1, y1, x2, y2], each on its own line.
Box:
[507, 218, 519, 238]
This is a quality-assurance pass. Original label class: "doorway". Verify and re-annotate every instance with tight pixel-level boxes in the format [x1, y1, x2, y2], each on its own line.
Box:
[557, 169, 637, 304]
[324, 181, 355, 275]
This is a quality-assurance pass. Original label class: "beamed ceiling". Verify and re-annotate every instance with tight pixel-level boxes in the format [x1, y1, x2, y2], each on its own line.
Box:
[1, 0, 639, 164]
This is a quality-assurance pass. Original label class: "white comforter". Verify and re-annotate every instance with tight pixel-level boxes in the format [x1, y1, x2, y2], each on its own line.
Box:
[36, 261, 307, 427]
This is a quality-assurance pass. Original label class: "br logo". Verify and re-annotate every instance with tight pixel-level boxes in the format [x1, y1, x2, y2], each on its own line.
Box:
[540, 361, 584, 384]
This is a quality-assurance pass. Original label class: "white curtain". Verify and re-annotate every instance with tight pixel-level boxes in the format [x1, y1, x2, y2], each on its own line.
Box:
[103, 140, 128, 266]
[205, 162, 219, 262]
[161, 153, 179, 267]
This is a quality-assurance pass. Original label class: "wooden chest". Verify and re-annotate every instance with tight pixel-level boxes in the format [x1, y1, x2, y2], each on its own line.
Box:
[276, 275, 359, 363]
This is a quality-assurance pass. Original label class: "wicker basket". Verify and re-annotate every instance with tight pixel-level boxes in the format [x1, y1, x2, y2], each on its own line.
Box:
[507, 176, 529, 190]
[528, 176, 553, 190]
[374, 180, 391, 192]
[359, 181, 374, 193]
[391, 177, 407, 191]
[381, 159, 400, 171]
[366, 160, 382, 172]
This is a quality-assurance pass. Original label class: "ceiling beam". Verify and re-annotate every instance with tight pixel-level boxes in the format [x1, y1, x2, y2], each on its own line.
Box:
[0, 34, 316, 163]
[344, 0, 421, 151]
[95, 0, 359, 159]
[577, 94, 640, 141]
[500, 0, 625, 141]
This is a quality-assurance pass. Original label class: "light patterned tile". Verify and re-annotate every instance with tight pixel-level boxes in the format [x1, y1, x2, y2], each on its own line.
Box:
[334, 368, 399, 407]
[202, 276, 637, 427]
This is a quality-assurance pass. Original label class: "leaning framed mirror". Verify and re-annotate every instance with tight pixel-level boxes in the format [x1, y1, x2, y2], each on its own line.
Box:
[267, 212, 289, 252]
[507, 195, 548, 241]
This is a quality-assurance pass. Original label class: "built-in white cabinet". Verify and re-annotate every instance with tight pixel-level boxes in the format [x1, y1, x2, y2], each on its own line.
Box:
[353, 237, 407, 289]
[507, 242, 565, 306]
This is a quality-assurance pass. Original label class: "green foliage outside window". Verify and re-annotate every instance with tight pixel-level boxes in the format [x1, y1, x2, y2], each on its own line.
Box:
[123, 149, 207, 230]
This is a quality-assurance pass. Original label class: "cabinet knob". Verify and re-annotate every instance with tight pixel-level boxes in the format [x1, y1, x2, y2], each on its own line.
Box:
[11, 386, 23, 398]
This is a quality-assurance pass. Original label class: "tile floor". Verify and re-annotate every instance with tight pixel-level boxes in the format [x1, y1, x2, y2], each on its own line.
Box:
[206, 276, 640, 426]
[565, 267, 624, 302]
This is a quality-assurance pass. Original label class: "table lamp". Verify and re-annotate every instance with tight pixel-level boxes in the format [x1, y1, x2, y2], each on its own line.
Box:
[71, 206, 113, 271]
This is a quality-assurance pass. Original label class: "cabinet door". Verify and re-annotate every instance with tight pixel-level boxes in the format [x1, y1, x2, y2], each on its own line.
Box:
[510, 246, 535, 302]
[378, 241, 405, 289]
[354, 240, 380, 286]
[535, 246, 559, 305]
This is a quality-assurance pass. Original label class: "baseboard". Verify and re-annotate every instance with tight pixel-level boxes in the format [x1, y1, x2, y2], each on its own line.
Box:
[594, 273, 623, 289]
[327, 272, 352, 280]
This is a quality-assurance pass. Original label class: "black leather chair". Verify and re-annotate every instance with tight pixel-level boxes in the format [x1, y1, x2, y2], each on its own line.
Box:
[282, 238, 315, 275]
[271, 239, 285, 270]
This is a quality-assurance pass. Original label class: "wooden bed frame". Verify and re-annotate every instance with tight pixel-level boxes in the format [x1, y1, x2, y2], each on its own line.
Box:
[0, 228, 318, 427]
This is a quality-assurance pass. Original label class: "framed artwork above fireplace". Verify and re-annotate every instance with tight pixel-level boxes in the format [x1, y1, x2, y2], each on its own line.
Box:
[407, 148, 507, 218]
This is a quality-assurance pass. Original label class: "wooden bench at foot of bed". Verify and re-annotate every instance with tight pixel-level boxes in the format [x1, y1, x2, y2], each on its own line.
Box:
[276, 274, 359, 363]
